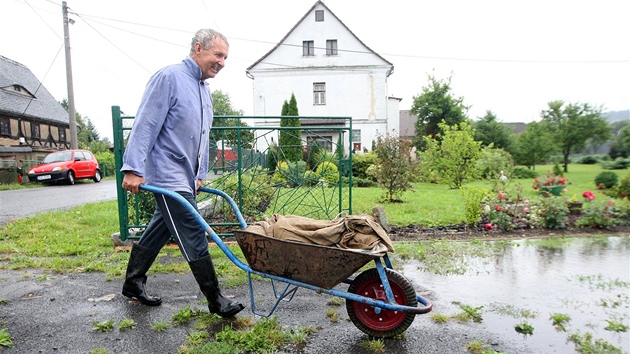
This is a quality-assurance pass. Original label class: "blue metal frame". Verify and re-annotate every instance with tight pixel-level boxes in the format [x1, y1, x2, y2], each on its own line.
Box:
[139, 184, 432, 317]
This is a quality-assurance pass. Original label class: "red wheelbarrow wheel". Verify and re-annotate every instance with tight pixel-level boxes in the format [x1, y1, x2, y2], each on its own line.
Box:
[346, 268, 418, 338]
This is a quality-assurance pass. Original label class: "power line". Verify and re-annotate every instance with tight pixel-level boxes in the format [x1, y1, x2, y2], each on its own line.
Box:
[68, 7, 152, 73]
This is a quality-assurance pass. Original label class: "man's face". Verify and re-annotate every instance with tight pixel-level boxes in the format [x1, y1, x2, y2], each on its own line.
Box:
[193, 38, 229, 80]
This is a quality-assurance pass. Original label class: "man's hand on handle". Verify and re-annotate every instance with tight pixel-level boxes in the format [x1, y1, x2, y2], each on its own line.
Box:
[122, 172, 145, 194]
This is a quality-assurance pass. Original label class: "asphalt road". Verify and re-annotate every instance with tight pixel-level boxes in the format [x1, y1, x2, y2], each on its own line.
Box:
[0, 179, 118, 226]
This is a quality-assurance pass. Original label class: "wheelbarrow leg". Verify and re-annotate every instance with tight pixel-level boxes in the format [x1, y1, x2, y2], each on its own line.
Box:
[189, 255, 245, 318]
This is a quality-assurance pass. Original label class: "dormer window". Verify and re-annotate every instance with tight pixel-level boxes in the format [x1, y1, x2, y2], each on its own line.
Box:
[303, 41, 315, 56]
[315, 10, 324, 22]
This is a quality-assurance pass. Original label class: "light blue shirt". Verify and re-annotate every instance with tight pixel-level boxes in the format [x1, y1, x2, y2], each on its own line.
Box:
[121, 57, 212, 194]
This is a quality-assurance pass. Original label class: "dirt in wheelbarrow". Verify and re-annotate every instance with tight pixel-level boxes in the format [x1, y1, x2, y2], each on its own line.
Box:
[2, 247, 546, 354]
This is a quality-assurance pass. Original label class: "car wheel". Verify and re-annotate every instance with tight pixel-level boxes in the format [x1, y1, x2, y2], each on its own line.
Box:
[66, 171, 75, 185]
[93, 169, 102, 183]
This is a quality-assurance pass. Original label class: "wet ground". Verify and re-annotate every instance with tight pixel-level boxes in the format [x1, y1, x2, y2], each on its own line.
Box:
[1, 255, 533, 354]
[1, 236, 628, 353]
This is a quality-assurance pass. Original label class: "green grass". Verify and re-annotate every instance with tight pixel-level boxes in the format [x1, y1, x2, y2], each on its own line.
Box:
[352, 163, 626, 226]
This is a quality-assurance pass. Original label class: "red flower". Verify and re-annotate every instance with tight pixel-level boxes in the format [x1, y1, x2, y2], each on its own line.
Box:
[582, 190, 596, 201]
[495, 205, 501, 211]
[485, 223, 493, 230]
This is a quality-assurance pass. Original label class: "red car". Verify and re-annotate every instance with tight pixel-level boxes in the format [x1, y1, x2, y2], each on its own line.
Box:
[27, 149, 102, 185]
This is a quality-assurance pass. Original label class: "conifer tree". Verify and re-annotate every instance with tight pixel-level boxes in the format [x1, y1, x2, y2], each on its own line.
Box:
[279, 93, 302, 162]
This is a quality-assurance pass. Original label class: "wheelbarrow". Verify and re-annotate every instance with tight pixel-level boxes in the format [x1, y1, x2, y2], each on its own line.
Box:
[139, 184, 432, 338]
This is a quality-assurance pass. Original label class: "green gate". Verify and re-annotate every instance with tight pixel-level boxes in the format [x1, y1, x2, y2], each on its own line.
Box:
[112, 106, 353, 241]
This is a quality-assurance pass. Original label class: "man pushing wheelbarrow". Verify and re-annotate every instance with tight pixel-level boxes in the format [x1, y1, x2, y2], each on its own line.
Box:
[119, 28, 244, 318]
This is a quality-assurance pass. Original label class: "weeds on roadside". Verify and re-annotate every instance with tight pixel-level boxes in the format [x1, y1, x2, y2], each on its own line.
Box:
[89, 349, 107, 354]
[326, 296, 344, 306]
[514, 321, 534, 335]
[604, 320, 628, 333]
[550, 313, 571, 331]
[92, 318, 114, 333]
[172, 305, 205, 325]
[325, 308, 340, 323]
[430, 313, 449, 323]
[458, 303, 484, 323]
[465, 339, 488, 354]
[568, 331, 623, 353]
[359, 338, 385, 352]
[0, 328, 13, 348]
[117, 318, 136, 331]
[151, 320, 169, 332]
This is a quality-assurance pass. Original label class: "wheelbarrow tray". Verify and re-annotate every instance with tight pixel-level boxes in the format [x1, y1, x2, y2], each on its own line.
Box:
[234, 230, 380, 289]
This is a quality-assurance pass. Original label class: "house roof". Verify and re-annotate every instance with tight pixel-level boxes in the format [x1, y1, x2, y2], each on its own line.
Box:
[0, 55, 68, 124]
[247, 0, 393, 72]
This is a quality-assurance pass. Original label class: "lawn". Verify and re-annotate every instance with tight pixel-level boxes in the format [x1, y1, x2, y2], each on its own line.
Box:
[352, 164, 627, 226]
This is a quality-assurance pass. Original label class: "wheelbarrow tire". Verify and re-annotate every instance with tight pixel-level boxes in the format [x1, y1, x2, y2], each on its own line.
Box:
[346, 268, 417, 338]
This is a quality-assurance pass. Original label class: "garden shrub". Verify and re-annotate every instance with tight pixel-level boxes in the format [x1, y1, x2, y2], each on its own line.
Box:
[600, 157, 630, 170]
[475, 148, 514, 180]
[613, 173, 630, 198]
[273, 160, 308, 187]
[352, 152, 377, 180]
[461, 186, 488, 226]
[343, 176, 377, 188]
[575, 155, 602, 164]
[576, 199, 620, 229]
[315, 161, 340, 185]
[93, 151, 115, 177]
[532, 196, 569, 229]
[512, 167, 538, 179]
[594, 171, 618, 189]
[266, 143, 278, 172]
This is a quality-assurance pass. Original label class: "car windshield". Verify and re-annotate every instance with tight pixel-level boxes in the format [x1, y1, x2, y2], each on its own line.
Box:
[42, 151, 73, 163]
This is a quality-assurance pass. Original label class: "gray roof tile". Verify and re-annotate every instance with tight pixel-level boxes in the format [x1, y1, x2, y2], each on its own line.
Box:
[0, 55, 68, 124]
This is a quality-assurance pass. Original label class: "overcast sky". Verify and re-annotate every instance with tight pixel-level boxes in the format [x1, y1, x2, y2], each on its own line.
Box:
[3, 0, 628, 142]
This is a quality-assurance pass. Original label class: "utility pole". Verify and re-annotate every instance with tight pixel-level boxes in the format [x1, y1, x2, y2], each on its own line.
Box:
[62, 1, 78, 149]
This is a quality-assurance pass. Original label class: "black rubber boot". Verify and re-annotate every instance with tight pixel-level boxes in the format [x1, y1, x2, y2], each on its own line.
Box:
[122, 243, 162, 306]
[189, 256, 245, 317]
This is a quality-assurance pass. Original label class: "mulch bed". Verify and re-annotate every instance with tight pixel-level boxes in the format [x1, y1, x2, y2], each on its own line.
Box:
[388, 216, 630, 242]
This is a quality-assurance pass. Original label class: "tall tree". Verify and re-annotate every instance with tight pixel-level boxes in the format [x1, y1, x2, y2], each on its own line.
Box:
[411, 74, 468, 149]
[473, 110, 514, 154]
[279, 93, 302, 162]
[541, 101, 611, 172]
[512, 121, 557, 169]
[210, 90, 254, 149]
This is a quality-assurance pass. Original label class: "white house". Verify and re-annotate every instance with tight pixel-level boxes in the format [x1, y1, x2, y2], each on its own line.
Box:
[246, 1, 400, 154]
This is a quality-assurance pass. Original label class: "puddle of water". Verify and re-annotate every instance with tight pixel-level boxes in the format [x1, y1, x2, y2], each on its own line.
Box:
[402, 236, 630, 353]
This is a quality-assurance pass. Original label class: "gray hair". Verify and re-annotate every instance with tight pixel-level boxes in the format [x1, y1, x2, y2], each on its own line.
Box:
[189, 29, 229, 54]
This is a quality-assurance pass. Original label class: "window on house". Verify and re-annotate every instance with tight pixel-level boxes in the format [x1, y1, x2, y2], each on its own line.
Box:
[31, 123, 40, 140]
[326, 40, 338, 55]
[352, 129, 361, 142]
[303, 41, 314, 56]
[308, 136, 333, 151]
[315, 10, 324, 22]
[313, 83, 326, 105]
[0, 118, 10, 136]
[58, 127, 66, 142]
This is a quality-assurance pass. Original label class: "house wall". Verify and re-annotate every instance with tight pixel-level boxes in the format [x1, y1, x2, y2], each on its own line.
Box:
[248, 2, 395, 154]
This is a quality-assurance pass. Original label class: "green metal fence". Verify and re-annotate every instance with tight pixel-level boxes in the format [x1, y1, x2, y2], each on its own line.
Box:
[112, 106, 353, 240]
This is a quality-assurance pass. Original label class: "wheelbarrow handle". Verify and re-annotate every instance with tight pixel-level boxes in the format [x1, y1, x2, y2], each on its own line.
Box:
[137, 183, 251, 271]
